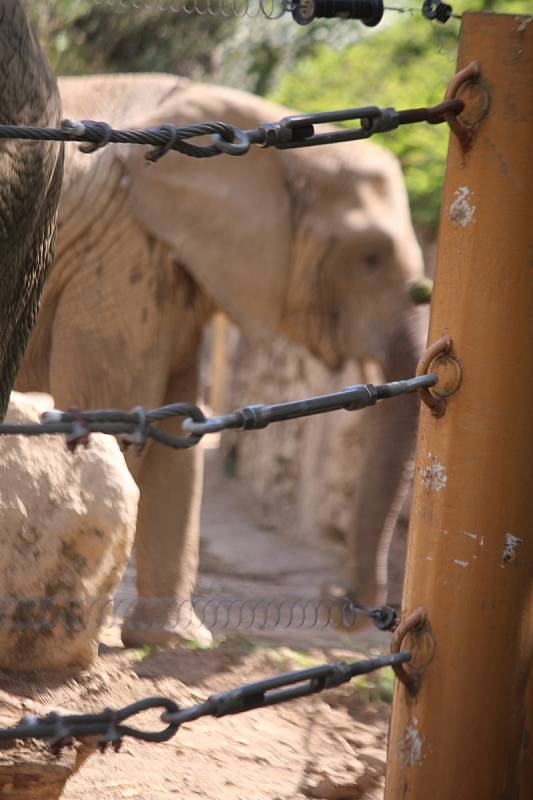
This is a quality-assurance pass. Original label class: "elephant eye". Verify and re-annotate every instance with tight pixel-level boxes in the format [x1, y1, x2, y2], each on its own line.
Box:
[363, 252, 380, 270]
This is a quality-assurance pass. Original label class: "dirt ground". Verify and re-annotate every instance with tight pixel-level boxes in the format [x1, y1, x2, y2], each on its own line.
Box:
[1, 448, 394, 800]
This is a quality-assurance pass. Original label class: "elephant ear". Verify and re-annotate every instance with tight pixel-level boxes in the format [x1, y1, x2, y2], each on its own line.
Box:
[123, 83, 293, 336]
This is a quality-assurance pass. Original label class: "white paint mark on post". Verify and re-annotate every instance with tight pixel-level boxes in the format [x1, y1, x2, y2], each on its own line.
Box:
[449, 186, 476, 227]
[501, 533, 523, 567]
[515, 15, 532, 33]
[464, 532, 477, 541]
[399, 716, 425, 768]
[454, 559, 469, 568]
[421, 456, 448, 492]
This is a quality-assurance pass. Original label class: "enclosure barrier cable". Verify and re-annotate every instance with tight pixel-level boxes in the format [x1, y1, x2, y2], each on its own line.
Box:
[0, 594, 400, 635]
[0, 99, 465, 162]
[0, 374, 437, 451]
[92, 0, 459, 25]
[0, 651, 410, 751]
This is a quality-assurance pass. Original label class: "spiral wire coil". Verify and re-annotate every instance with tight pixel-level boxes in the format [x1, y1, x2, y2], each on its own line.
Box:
[93, 0, 457, 22]
[94, 0, 291, 20]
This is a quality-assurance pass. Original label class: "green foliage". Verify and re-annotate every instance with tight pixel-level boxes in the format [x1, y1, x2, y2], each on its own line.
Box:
[181, 637, 217, 650]
[216, 15, 364, 96]
[28, 1, 234, 78]
[28, 1, 533, 230]
[129, 643, 160, 662]
[272, 17, 455, 229]
[342, 666, 395, 703]
[271, 0, 532, 229]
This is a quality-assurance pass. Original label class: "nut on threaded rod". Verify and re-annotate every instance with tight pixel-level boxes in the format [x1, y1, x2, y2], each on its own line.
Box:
[292, 0, 384, 25]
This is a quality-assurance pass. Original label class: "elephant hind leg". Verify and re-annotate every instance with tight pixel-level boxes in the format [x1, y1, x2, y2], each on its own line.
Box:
[121, 363, 212, 649]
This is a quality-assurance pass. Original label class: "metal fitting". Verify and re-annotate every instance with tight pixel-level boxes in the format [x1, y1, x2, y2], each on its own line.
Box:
[416, 335, 462, 417]
[292, 0, 384, 25]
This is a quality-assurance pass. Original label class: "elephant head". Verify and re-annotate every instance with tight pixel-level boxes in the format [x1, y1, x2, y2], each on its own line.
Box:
[120, 82, 428, 610]
[279, 147, 429, 610]
[0, 0, 63, 418]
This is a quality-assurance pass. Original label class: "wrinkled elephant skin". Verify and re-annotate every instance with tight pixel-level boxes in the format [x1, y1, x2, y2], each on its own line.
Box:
[0, 1, 63, 417]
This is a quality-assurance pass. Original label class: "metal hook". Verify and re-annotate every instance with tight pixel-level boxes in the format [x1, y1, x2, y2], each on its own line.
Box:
[416, 334, 462, 417]
[211, 127, 251, 156]
[444, 62, 487, 150]
[390, 607, 428, 694]
[79, 121, 113, 154]
[146, 124, 180, 162]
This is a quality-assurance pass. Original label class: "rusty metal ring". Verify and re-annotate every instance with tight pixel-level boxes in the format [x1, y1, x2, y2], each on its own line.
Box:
[391, 607, 427, 694]
[211, 127, 251, 156]
[416, 334, 452, 417]
[444, 61, 481, 150]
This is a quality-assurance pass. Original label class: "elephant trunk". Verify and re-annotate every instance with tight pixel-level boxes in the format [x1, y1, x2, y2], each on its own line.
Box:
[347, 305, 427, 608]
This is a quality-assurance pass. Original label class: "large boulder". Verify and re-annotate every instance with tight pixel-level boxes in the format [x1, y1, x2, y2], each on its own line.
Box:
[0, 392, 139, 671]
[217, 327, 410, 601]
[0, 695, 95, 800]
[219, 329, 368, 546]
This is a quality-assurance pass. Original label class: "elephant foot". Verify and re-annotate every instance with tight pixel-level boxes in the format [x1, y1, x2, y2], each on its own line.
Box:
[120, 598, 213, 650]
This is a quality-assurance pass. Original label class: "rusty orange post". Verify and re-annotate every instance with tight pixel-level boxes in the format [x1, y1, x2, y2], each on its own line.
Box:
[522, 672, 533, 798]
[384, 12, 533, 800]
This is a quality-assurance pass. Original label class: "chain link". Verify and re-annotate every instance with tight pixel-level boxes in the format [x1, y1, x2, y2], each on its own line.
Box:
[0, 651, 410, 751]
[0, 374, 436, 451]
[0, 99, 464, 162]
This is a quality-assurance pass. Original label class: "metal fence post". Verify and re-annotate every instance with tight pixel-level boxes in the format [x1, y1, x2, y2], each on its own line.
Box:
[384, 12, 533, 800]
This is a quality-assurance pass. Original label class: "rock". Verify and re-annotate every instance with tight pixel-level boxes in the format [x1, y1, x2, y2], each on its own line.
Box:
[304, 773, 376, 800]
[300, 717, 386, 800]
[216, 327, 410, 602]
[0, 392, 139, 671]
[0, 698, 96, 800]
[358, 748, 387, 772]
[345, 730, 378, 750]
[219, 330, 366, 547]
[18, 393, 54, 413]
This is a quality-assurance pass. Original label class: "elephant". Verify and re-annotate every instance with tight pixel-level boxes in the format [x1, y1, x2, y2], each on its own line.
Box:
[0, 0, 63, 418]
[16, 73, 429, 647]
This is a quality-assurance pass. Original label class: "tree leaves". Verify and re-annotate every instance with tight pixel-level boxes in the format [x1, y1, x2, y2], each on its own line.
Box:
[28, 2, 234, 78]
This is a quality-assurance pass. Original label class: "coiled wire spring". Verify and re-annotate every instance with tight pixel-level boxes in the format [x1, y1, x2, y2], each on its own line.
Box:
[94, 0, 291, 19]
[93, 0, 457, 22]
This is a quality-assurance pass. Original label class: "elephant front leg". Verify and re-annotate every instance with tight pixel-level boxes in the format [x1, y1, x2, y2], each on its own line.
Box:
[121, 365, 212, 649]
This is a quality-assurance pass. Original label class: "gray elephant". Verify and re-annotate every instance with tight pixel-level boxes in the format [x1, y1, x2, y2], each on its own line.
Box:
[17, 73, 428, 646]
[0, 0, 63, 417]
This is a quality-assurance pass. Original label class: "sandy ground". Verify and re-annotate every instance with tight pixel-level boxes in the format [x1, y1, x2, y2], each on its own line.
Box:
[2, 450, 395, 799]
